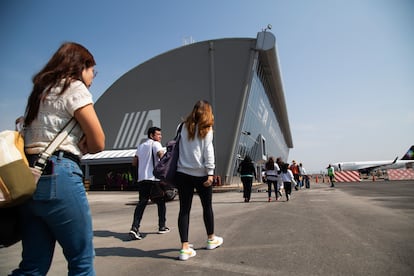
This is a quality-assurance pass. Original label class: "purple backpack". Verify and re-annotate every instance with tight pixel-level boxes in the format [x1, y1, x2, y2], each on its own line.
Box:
[153, 123, 183, 183]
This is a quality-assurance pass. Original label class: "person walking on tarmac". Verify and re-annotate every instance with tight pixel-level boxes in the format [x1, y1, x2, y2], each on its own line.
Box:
[327, 164, 335, 187]
[276, 157, 284, 196]
[281, 163, 296, 201]
[264, 156, 281, 201]
[129, 127, 170, 240]
[238, 155, 257, 202]
[299, 163, 310, 189]
[175, 100, 223, 261]
[290, 160, 300, 190]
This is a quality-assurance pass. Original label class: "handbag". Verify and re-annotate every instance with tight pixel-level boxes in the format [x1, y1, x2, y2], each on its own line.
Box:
[149, 142, 177, 202]
[0, 131, 36, 208]
[153, 123, 183, 183]
[0, 118, 77, 208]
[0, 118, 77, 248]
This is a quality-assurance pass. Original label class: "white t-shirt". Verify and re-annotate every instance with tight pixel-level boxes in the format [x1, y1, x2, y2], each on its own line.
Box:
[136, 139, 164, 182]
[24, 80, 93, 156]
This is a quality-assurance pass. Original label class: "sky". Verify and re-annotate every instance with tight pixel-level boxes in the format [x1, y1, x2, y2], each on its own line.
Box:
[1, 0, 413, 173]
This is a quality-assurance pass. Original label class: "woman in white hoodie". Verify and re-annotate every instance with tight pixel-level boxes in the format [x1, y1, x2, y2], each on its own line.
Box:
[175, 100, 223, 261]
[280, 163, 295, 201]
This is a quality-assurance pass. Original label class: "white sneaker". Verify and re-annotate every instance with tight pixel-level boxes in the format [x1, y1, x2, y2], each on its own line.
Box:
[206, 236, 223, 250]
[179, 248, 196, 261]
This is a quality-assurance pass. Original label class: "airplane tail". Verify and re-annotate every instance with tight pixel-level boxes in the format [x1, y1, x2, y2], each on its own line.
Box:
[401, 146, 414, 160]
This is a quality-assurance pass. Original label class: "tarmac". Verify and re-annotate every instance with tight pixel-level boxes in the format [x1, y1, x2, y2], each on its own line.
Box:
[1, 180, 414, 275]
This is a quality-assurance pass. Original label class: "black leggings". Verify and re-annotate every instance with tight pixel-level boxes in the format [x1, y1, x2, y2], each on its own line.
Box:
[176, 172, 214, 243]
[284, 182, 292, 196]
[241, 176, 253, 200]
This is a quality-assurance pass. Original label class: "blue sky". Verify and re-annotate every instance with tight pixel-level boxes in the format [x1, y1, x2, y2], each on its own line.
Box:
[1, 0, 413, 173]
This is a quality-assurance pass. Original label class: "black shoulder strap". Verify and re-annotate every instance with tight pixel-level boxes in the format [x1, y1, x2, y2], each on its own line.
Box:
[151, 141, 155, 168]
[175, 123, 184, 138]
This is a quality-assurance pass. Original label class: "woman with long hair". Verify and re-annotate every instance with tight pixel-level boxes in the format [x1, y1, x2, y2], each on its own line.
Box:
[175, 100, 223, 261]
[280, 163, 295, 201]
[12, 42, 105, 275]
[264, 156, 281, 201]
[238, 155, 256, 202]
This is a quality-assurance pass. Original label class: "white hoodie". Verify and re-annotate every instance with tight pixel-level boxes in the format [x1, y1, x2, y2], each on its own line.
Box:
[177, 125, 215, 177]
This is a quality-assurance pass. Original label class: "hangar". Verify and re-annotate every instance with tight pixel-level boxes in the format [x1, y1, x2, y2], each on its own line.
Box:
[81, 30, 293, 190]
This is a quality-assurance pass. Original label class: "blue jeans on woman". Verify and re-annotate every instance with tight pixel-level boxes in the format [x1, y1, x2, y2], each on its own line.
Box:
[12, 155, 95, 276]
[267, 180, 278, 199]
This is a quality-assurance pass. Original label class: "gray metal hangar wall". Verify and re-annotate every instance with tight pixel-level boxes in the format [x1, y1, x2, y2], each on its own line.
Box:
[86, 31, 292, 185]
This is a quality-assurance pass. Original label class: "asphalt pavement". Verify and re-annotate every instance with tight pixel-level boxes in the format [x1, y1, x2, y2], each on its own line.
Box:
[1, 180, 414, 275]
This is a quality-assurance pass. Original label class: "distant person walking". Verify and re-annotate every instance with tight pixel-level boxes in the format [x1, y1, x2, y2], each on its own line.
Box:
[327, 164, 335, 187]
[276, 157, 284, 196]
[238, 155, 257, 202]
[129, 126, 170, 241]
[264, 157, 281, 201]
[290, 160, 300, 190]
[281, 163, 295, 201]
[175, 100, 223, 261]
[299, 163, 310, 189]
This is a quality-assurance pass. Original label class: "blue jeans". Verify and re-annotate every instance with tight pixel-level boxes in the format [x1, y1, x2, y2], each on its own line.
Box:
[12, 155, 95, 276]
[267, 179, 278, 198]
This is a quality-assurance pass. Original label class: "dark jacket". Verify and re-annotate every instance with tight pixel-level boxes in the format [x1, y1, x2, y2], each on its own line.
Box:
[238, 161, 257, 178]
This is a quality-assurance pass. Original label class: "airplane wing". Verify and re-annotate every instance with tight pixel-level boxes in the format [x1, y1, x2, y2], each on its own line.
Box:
[361, 157, 398, 172]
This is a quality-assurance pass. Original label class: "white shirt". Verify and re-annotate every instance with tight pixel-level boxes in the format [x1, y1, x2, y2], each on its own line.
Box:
[136, 139, 163, 182]
[24, 80, 93, 156]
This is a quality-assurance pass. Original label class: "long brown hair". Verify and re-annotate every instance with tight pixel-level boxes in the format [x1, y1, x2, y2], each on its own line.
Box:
[184, 100, 214, 140]
[24, 42, 96, 125]
[265, 156, 275, 170]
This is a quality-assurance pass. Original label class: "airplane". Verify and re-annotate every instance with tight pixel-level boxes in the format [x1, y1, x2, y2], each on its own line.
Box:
[331, 146, 414, 174]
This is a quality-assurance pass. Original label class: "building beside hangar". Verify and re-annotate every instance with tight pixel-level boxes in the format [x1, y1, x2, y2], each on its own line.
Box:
[81, 30, 293, 190]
